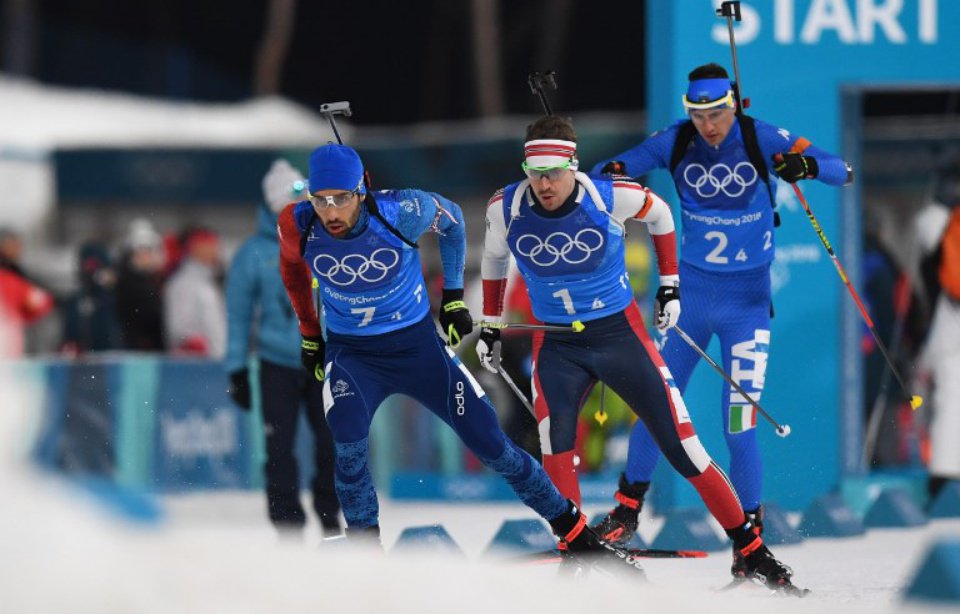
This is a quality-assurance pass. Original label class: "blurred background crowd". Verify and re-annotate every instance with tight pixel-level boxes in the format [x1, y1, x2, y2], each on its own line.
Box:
[1, 0, 958, 499]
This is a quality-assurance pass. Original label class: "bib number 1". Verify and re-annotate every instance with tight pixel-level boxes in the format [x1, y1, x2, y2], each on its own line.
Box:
[552, 288, 576, 315]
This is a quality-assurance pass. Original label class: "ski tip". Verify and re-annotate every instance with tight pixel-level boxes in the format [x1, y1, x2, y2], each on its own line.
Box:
[571, 320, 585, 333]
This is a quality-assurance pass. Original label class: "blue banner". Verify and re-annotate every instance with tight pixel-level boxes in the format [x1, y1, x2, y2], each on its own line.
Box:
[152, 361, 253, 491]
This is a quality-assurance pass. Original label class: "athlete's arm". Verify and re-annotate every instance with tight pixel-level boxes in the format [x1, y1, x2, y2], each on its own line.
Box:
[277, 203, 322, 337]
[610, 179, 679, 283]
[390, 189, 466, 290]
[756, 120, 852, 186]
[590, 124, 677, 177]
[479, 189, 511, 320]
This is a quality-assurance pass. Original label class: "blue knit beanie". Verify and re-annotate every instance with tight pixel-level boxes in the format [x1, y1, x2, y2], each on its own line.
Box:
[308, 144, 366, 195]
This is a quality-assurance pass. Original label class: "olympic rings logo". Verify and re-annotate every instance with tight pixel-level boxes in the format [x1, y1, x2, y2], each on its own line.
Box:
[514, 228, 604, 267]
[313, 248, 399, 286]
[683, 162, 757, 198]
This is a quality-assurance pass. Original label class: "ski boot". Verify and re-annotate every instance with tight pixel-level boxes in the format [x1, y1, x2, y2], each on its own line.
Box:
[730, 506, 763, 578]
[728, 515, 807, 596]
[550, 501, 646, 580]
[591, 473, 649, 546]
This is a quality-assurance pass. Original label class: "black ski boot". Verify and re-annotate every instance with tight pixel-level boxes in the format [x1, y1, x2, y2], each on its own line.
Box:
[731, 506, 763, 578]
[549, 501, 646, 580]
[727, 517, 807, 595]
[592, 473, 649, 546]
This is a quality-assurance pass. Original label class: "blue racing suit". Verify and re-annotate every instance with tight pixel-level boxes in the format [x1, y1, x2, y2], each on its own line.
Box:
[278, 189, 568, 529]
[593, 117, 849, 511]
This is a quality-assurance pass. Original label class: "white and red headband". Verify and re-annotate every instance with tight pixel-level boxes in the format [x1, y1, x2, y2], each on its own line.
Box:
[523, 139, 578, 170]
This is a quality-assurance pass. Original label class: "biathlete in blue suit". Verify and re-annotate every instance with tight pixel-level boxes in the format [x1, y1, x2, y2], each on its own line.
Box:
[591, 63, 851, 577]
[277, 143, 645, 575]
[478, 115, 797, 590]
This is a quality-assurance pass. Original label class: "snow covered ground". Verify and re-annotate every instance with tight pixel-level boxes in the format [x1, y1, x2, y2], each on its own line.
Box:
[4, 480, 959, 613]
[1, 363, 957, 613]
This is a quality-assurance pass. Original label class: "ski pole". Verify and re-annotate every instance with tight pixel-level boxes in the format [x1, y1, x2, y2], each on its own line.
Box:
[498, 366, 534, 417]
[715, 1, 748, 113]
[673, 324, 791, 438]
[474, 320, 585, 333]
[527, 71, 558, 115]
[778, 162, 922, 411]
[861, 274, 914, 469]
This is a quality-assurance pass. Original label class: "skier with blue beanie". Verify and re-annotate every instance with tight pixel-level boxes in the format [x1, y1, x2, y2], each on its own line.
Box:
[591, 62, 851, 580]
[277, 143, 645, 575]
[225, 159, 342, 540]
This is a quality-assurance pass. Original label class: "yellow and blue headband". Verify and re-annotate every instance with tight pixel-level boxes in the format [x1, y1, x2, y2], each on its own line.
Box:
[682, 78, 735, 111]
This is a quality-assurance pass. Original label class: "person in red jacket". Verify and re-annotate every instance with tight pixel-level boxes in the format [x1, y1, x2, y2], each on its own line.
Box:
[0, 262, 54, 358]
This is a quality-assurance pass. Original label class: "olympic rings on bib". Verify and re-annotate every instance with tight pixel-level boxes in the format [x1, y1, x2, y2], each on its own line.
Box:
[514, 228, 604, 267]
[683, 161, 758, 198]
[313, 248, 400, 286]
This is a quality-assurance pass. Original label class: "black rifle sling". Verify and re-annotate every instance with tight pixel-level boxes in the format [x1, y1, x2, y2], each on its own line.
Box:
[668, 115, 779, 225]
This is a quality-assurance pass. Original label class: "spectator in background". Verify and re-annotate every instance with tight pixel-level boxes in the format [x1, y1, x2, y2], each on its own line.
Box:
[917, 155, 960, 502]
[61, 242, 120, 355]
[0, 228, 27, 278]
[224, 159, 342, 540]
[0, 227, 54, 358]
[163, 227, 226, 357]
[115, 219, 167, 351]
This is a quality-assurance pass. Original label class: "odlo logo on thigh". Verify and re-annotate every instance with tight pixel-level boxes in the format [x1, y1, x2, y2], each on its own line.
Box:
[332, 379, 355, 400]
[455, 380, 466, 416]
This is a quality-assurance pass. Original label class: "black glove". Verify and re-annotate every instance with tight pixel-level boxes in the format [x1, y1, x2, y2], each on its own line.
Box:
[475, 326, 502, 374]
[439, 288, 473, 347]
[654, 284, 681, 332]
[601, 160, 628, 175]
[228, 369, 251, 410]
[772, 152, 818, 183]
[301, 335, 326, 382]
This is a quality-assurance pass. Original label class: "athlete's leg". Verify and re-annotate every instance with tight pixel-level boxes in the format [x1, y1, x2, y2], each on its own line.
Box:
[715, 267, 771, 512]
[623, 310, 709, 484]
[401, 333, 568, 521]
[321, 347, 389, 530]
[602, 303, 744, 530]
[530, 330, 596, 505]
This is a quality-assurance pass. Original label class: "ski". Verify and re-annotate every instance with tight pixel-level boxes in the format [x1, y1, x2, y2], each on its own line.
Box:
[719, 577, 811, 598]
[512, 547, 708, 565]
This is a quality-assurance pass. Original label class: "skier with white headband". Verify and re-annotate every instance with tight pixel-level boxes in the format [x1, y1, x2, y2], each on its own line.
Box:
[477, 114, 801, 591]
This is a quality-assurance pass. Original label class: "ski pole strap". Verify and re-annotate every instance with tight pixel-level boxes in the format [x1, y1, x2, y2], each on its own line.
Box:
[446, 324, 462, 349]
[302, 339, 322, 351]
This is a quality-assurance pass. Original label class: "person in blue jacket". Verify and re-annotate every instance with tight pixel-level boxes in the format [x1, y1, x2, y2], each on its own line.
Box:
[225, 159, 342, 540]
[591, 63, 852, 578]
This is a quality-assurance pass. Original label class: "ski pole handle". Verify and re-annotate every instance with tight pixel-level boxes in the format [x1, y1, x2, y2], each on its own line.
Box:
[474, 320, 585, 333]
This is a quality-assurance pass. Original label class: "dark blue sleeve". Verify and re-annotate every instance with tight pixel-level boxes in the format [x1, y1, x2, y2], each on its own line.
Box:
[590, 123, 679, 177]
[391, 189, 466, 289]
[754, 119, 850, 186]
